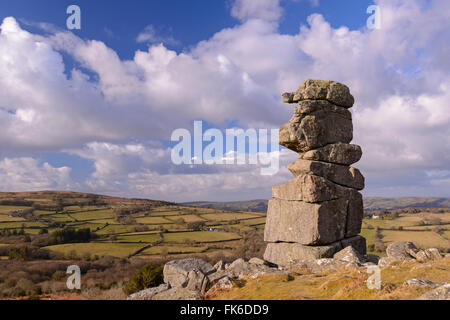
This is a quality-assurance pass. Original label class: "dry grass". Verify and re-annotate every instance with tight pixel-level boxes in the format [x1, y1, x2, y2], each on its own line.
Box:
[211, 257, 450, 300]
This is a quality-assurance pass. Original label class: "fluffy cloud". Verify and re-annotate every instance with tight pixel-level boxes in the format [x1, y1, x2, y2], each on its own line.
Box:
[62, 141, 295, 202]
[0, 158, 73, 192]
[0, 0, 449, 200]
[231, 0, 283, 22]
[136, 25, 180, 46]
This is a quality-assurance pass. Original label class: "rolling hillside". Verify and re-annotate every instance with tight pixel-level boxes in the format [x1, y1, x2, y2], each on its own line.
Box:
[184, 197, 450, 212]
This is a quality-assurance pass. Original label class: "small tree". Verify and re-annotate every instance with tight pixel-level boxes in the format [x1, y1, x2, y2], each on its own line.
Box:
[123, 262, 164, 296]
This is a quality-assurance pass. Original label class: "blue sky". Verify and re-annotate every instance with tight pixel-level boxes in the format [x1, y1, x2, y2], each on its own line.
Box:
[0, 0, 373, 58]
[0, 0, 448, 201]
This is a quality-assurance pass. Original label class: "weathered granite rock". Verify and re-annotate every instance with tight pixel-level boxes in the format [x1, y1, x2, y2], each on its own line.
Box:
[272, 174, 345, 203]
[333, 246, 365, 264]
[417, 284, 450, 300]
[264, 242, 342, 266]
[249, 257, 266, 265]
[282, 79, 354, 108]
[288, 159, 364, 190]
[186, 269, 210, 293]
[345, 190, 364, 237]
[406, 279, 445, 288]
[279, 101, 353, 153]
[309, 258, 346, 272]
[272, 177, 363, 237]
[264, 80, 366, 268]
[299, 143, 362, 165]
[364, 254, 380, 265]
[152, 287, 202, 300]
[127, 283, 170, 300]
[264, 198, 348, 245]
[415, 248, 443, 262]
[213, 260, 225, 271]
[378, 256, 399, 268]
[264, 235, 366, 266]
[225, 258, 274, 278]
[340, 236, 366, 255]
[163, 258, 215, 288]
[386, 242, 418, 261]
[210, 276, 233, 290]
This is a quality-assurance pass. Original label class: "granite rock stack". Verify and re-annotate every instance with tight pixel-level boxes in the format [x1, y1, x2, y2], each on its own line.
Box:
[264, 79, 367, 267]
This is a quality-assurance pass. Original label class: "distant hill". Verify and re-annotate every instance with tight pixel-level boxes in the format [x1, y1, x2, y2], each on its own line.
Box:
[363, 197, 450, 211]
[183, 197, 450, 212]
[0, 190, 174, 207]
[183, 200, 269, 213]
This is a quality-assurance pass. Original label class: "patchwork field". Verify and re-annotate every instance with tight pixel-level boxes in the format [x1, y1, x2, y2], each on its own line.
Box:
[0, 192, 448, 262]
[0, 193, 260, 259]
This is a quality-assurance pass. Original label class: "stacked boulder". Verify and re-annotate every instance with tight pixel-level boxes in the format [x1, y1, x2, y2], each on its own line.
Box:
[264, 79, 367, 266]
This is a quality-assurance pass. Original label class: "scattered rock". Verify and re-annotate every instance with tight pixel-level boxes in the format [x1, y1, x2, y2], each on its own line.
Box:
[249, 257, 266, 265]
[378, 256, 399, 268]
[406, 279, 445, 288]
[152, 287, 202, 300]
[386, 242, 418, 261]
[310, 258, 345, 272]
[212, 276, 233, 290]
[225, 258, 274, 278]
[186, 269, 209, 293]
[163, 258, 215, 288]
[415, 248, 443, 263]
[127, 283, 170, 300]
[417, 284, 450, 300]
[334, 246, 365, 264]
[213, 260, 225, 271]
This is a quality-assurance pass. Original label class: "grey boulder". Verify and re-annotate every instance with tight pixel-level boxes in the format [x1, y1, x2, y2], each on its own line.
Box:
[288, 159, 364, 190]
[299, 143, 362, 165]
[279, 101, 353, 153]
[163, 258, 215, 288]
[282, 79, 354, 108]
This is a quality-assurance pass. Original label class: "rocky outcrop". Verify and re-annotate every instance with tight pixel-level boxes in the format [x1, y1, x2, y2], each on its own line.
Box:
[264, 79, 366, 266]
[126, 283, 170, 300]
[378, 242, 445, 268]
[163, 258, 215, 288]
[385, 241, 418, 261]
[127, 243, 447, 300]
[128, 257, 283, 300]
[417, 284, 450, 300]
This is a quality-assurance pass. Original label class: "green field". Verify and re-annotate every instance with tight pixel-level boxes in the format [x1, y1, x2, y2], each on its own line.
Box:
[111, 233, 160, 243]
[200, 213, 261, 221]
[381, 230, 447, 249]
[139, 245, 208, 256]
[69, 209, 115, 221]
[0, 216, 26, 222]
[43, 242, 142, 258]
[0, 192, 448, 262]
[0, 205, 30, 213]
[135, 216, 173, 224]
[163, 231, 241, 243]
